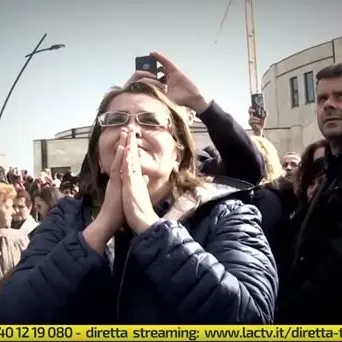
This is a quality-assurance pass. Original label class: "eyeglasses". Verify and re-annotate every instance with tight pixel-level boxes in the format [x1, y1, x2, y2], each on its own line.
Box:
[97, 111, 169, 128]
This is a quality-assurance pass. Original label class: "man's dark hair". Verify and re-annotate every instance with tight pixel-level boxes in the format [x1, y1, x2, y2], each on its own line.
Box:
[16, 189, 33, 208]
[316, 63, 342, 84]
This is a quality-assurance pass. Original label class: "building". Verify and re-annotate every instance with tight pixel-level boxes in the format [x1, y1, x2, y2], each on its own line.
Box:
[33, 121, 211, 176]
[261, 36, 342, 156]
[34, 37, 342, 175]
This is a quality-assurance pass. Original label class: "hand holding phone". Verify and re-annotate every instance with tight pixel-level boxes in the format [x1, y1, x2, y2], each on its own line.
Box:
[135, 56, 158, 76]
[132, 52, 208, 112]
[248, 101, 266, 136]
[251, 93, 266, 118]
[135, 55, 166, 85]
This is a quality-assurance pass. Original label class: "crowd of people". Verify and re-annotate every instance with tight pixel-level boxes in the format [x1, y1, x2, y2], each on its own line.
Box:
[0, 168, 79, 279]
[0, 52, 341, 325]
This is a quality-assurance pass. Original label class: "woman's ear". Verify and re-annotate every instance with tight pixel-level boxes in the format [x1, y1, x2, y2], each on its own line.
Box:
[173, 161, 180, 173]
[98, 160, 104, 174]
[176, 144, 184, 160]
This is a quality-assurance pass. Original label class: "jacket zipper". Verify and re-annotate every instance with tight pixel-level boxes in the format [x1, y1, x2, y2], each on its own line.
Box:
[116, 244, 132, 322]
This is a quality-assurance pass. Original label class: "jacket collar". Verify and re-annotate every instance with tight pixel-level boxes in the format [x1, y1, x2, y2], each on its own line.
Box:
[164, 179, 252, 222]
[20, 215, 38, 236]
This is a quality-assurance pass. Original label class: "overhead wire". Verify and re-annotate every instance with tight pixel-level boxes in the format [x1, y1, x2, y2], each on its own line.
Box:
[214, 0, 234, 44]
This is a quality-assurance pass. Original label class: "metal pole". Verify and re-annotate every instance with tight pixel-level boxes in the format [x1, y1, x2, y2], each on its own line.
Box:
[0, 33, 47, 122]
[245, 0, 258, 96]
[244, 1, 253, 96]
[250, 0, 259, 93]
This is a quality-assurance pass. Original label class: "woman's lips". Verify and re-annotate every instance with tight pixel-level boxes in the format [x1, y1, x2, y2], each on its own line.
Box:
[138, 145, 148, 152]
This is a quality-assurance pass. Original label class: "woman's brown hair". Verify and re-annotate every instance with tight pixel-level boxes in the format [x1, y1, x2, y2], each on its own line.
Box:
[33, 187, 63, 211]
[78, 82, 204, 207]
[296, 139, 328, 203]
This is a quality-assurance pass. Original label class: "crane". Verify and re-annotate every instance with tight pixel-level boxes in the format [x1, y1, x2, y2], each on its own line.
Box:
[215, 0, 260, 96]
[244, 0, 259, 96]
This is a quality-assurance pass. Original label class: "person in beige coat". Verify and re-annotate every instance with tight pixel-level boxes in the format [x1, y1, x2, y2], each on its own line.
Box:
[0, 184, 29, 279]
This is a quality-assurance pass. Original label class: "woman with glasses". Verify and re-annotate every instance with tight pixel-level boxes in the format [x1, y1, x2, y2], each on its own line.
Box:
[0, 82, 277, 324]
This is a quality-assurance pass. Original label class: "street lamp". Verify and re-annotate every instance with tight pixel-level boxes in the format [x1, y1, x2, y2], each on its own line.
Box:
[0, 33, 65, 122]
[25, 44, 66, 58]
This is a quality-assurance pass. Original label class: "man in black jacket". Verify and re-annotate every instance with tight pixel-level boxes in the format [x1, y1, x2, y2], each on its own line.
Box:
[277, 63, 342, 323]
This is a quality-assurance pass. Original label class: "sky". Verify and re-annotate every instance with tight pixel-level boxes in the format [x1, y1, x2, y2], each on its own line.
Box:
[0, 0, 342, 173]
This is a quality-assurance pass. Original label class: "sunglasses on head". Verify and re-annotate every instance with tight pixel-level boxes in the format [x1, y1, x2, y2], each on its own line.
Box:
[97, 111, 169, 128]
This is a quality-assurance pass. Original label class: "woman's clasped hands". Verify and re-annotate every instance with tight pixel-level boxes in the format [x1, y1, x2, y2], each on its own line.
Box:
[96, 127, 160, 239]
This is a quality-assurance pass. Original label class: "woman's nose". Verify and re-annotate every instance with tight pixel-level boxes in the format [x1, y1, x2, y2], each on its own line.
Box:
[127, 121, 142, 137]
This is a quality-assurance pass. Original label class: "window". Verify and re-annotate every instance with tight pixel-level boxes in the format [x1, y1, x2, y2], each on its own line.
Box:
[304, 71, 315, 103]
[51, 167, 71, 175]
[290, 77, 299, 107]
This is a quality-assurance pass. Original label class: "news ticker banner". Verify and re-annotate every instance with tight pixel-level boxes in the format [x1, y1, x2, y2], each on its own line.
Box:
[0, 325, 341, 341]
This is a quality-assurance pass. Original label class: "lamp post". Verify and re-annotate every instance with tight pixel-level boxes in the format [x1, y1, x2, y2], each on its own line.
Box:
[0, 33, 65, 122]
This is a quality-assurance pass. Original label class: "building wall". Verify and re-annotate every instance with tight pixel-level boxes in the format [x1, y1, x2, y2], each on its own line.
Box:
[33, 125, 212, 177]
[261, 36, 342, 153]
[334, 37, 342, 61]
[193, 131, 211, 150]
[33, 141, 42, 176]
[302, 120, 324, 149]
[33, 139, 89, 176]
[247, 128, 291, 158]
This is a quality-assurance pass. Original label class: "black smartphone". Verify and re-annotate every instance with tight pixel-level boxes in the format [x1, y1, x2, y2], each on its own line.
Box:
[251, 93, 266, 118]
[135, 56, 158, 75]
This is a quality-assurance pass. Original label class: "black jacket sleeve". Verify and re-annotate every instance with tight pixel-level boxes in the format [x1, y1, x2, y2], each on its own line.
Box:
[198, 101, 264, 185]
[252, 187, 283, 238]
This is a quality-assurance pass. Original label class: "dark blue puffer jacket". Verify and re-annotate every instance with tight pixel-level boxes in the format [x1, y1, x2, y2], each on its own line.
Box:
[0, 181, 278, 324]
